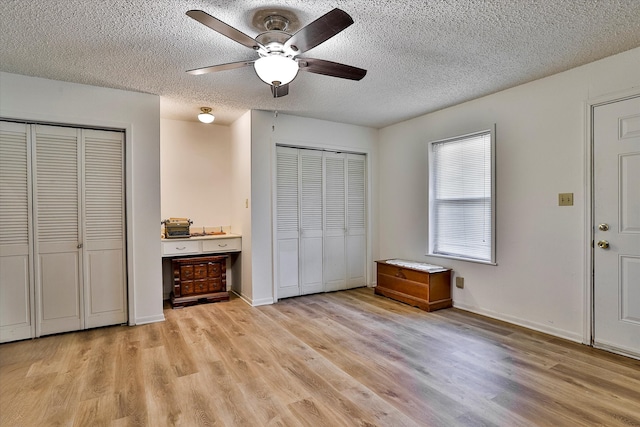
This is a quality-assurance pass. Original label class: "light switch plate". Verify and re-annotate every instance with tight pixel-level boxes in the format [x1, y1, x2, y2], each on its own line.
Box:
[559, 193, 573, 206]
[455, 277, 464, 289]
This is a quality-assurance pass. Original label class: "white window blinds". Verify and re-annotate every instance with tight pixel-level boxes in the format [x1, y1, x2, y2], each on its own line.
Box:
[429, 129, 495, 263]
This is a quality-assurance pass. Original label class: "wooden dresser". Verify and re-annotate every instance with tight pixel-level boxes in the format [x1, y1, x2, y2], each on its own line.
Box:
[375, 259, 452, 312]
[170, 255, 228, 308]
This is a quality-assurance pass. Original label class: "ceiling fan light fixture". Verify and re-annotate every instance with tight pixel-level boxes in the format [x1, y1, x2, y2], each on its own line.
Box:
[197, 107, 215, 123]
[254, 55, 299, 86]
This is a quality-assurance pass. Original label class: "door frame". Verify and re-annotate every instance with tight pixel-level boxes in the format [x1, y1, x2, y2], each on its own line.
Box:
[584, 88, 640, 347]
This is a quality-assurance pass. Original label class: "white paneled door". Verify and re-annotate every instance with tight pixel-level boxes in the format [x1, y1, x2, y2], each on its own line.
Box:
[593, 96, 640, 358]
[0, 121, 126, 342]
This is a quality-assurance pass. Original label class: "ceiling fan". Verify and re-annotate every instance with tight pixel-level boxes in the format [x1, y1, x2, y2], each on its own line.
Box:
[186, 8, 367, 98]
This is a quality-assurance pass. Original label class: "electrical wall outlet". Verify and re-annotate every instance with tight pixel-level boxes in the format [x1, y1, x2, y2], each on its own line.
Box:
[456, 277, 464, 289]
[558, 193, 573, 206]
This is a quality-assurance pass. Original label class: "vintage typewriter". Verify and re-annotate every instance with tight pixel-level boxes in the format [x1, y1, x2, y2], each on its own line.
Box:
[161, 218, 193, 238]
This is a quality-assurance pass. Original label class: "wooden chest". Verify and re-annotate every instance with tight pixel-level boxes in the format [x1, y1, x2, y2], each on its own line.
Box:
[170, 255, 229, 308]
[375, 260, 452, 312]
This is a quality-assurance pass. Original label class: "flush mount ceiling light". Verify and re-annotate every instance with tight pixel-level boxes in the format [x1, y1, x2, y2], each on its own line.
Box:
[253, 54, 299, 86]
[197, 107, 215, 123]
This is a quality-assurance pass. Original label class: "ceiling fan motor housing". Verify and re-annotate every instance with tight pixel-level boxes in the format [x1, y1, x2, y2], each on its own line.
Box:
[263, 14, 289, 31]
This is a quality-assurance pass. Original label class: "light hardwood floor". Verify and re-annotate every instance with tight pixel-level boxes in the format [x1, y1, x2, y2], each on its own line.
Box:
[1, 287, 640, 426]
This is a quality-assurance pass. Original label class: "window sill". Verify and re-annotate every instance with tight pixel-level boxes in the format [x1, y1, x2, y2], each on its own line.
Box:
[427, 253, 497, 266]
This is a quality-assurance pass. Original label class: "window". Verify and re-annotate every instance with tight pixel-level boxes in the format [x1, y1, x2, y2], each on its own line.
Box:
[428, 127, 495, 264]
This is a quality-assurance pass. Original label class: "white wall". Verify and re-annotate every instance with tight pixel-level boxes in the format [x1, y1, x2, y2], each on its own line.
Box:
[378, 47, 640, 342]
[0, 72, 164, 325]
[250, 111, 379, 306]
[230, 111, 252, 298]
[160, 118, 232, 229]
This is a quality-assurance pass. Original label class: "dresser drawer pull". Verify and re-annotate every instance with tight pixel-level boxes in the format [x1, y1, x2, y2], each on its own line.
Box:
[176, 246, 186, 250]
[218, 243, 228, 247]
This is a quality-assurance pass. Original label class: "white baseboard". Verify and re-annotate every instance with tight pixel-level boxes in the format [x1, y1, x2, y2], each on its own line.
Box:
[232, 290, 274, 307]
[250, 296, 274, 306]
[134, 314, 165, 325]
[453, 302, 584, 344]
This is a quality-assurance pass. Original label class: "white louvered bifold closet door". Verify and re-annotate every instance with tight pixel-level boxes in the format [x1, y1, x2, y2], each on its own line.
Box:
[0, 123, 126, 342]
[33, 125, 83, 336]
[83, 129, 126, 328]
[346, 154, 366, 288]
[275, 146, 367, 300]
[0, 122, 34, 343]
[323, 152, 347, 291]
[276, 146, 301, 298]
[299, 149, 323, 295]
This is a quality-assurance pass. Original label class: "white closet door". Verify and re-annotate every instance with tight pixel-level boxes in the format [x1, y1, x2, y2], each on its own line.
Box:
[83, 129, 127, 328]
[346, 153, 366, 288]
[276, 146, 301, 298]
[0, 122, 34, 342]
[323, 152, 347, 291]
[33, 125, 83, 336]
[299, 149, 323, 295]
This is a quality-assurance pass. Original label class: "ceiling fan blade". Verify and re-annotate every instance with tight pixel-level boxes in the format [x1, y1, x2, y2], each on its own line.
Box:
[284, 8, 353, 53]
[271, 84, 290, 98]
[187, 10, 262, 50]
[298, 58, 367, 80]
[187, 60, 255, 75]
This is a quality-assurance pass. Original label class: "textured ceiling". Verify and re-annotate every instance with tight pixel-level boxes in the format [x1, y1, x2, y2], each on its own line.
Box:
[1, 0, 639, 128]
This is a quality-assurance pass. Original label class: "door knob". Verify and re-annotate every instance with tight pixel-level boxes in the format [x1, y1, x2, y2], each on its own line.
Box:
[597, 240, 610, 249]
[598, 223, 610, 231]
[77, 243, 83, 249]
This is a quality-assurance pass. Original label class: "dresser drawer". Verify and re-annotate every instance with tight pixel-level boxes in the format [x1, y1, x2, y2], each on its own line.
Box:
[180, 265, 195, 280]
[194, 280, 209, 294]
[162, 240, 200, 256]
[208, 278, 223, 292]
[181, 280, 195, 296]
[202, 237, 241, 253]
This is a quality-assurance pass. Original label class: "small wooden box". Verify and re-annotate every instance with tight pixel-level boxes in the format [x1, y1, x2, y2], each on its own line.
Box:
[375, 260, 452, 312]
